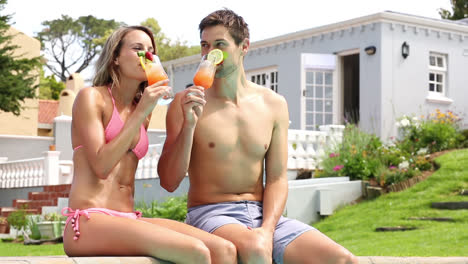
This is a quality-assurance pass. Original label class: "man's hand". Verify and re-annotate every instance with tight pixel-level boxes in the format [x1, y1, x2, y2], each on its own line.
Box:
[181, 85, 206, 127]
[251, 227, 274, 263]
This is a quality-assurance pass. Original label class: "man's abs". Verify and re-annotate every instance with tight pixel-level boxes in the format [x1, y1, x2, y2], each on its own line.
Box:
[187, 160, 265, 207]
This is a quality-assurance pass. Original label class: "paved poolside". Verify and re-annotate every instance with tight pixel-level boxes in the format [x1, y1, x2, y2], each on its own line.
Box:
[0, 256, 467, 263]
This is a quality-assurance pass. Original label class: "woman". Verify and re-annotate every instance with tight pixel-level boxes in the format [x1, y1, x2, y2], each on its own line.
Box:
[63, 26, 236, 264]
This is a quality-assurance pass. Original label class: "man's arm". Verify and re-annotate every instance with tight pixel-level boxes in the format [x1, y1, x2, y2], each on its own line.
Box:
[261, 94, 290, 232]
[157, 87, 205, 192]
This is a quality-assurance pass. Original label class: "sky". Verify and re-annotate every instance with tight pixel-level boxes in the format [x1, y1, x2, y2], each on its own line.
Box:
[5, 0, 453, 46]
[3, 0, 453, 82]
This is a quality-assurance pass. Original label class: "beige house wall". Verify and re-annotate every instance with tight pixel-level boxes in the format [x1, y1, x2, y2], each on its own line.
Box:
[0, 27, 41, 136]
[0, 27, 167, 136]
[148, 105, 167, 130]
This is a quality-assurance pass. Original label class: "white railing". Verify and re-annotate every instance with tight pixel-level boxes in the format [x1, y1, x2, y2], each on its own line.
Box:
[0, 151, 73, 188]
[135, 144, 162, 179]
[0, 126, 344, 187]
[287, 125, 345, 171]
[0, 157, 45, 188]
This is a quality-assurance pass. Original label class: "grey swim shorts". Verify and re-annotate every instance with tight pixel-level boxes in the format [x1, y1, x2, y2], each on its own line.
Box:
[186, 200, 314, 264]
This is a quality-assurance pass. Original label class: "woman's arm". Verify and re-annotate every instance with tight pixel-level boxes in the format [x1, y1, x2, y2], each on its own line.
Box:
[72, 87, 147, 179]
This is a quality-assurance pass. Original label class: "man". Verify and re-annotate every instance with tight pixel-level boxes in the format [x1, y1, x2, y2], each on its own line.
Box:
[158, 9, 358, 264]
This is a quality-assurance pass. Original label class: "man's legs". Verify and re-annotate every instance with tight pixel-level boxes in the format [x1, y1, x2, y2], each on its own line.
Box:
[213, 224, 271, 264]
[282, 229, 358, 264]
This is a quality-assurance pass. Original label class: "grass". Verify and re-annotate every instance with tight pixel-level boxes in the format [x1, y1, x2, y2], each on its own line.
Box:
[1, 149, 467, 257]
[315, 148, 468, 256]
[0, 239, 65, 256]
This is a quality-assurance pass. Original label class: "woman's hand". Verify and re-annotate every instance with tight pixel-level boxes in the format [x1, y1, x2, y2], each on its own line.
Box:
[137, 79, 171, 116]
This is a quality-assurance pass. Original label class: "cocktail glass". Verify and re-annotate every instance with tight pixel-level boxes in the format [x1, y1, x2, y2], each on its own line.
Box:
[139, 52, 173, 105]
[193, 55, 216, 90]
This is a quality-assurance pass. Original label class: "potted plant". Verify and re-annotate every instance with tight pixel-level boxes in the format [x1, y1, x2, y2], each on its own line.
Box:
[37, 212, 66, 239]
[0, 216, 8, 234]
[6, 208, 28, 240]
[27, 215, 42, 240]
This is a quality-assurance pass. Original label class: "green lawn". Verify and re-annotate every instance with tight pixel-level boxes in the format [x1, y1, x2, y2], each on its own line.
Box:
[0, 240, 65, 256]
[1, 149, 467, 256]
[315, 148, 468, 256]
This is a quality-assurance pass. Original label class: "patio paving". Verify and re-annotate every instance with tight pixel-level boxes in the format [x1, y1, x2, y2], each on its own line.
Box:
[0, 256, 467, 264]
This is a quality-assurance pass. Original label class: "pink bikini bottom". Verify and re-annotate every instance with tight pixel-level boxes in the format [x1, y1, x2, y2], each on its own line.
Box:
[62, 207, 142, 240]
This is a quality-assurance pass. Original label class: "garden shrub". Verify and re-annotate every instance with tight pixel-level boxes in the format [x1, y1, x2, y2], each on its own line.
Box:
[319, 109, 464, 189]
[135, 195, 187, 222]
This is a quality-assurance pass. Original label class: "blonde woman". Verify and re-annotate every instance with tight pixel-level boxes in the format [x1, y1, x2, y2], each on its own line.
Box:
[63, 25, 236, 264]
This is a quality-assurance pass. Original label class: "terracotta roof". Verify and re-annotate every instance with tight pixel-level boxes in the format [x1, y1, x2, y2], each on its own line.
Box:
[38, 100, 59, 124]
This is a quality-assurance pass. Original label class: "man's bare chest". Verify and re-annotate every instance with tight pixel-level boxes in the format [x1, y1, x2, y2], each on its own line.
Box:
[193, 104, 274, 159]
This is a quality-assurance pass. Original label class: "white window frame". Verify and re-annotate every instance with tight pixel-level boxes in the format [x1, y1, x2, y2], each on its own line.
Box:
[246, 67, 278, 92]
[427, 52, 452, 104]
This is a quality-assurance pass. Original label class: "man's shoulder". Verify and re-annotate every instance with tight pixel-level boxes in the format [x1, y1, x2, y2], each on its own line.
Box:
[248, 81, 287, 105]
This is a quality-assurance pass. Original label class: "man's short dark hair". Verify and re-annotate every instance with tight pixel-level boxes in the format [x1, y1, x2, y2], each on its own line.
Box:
[199, 9, 249, 45]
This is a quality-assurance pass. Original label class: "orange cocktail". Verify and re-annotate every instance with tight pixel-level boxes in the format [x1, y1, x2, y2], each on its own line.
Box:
[193, 49, 224, 89]
[145, 61, 168, 85]
[193, 60, 215, 89]
[137, 51, 173, 105]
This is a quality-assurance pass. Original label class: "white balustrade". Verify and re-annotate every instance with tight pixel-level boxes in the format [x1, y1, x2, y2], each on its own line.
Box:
[287, 125, 345, 177]
[135, 144, 162, 180]
[0, 127, 345, 187]
[0, 157, 45, 188]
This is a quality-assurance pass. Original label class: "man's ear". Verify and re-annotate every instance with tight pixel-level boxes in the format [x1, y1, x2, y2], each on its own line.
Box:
[241, 38, 250, 55]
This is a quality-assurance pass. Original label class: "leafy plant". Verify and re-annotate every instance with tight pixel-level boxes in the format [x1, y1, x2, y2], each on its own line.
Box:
[27, 215, 42, 240]
[320, 124, 383, 180]
[0, 216, 7, 224]
[43, 212, 65, 222]
[6, 209, 28, 238]
[135, 195, 188, 222]
[397, 110, 464, 154]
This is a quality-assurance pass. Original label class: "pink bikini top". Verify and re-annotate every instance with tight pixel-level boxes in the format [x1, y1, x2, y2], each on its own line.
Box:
[74, 87, 149, 160]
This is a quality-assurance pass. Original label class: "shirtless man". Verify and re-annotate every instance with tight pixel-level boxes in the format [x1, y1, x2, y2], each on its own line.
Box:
[158, 9, 358, 264]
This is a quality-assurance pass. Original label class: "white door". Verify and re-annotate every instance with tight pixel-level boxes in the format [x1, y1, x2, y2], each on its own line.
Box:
[301, 54, 337, 130]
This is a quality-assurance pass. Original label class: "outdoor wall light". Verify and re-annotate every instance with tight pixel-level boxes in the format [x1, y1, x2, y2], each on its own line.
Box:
[401, 41, 410, 59]
[364, 46, 377, 55]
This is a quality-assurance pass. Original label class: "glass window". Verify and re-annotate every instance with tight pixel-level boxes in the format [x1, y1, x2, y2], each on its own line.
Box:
[304, 69, 334, 130]
[325, 100, 333, 112]
[306, 72, 314, 84]
[306, 99, 314, 111]
[316, 72, 323, 84]
[428, 53, 447, 96]
[325, 87, 333, 99]
[325, 72, 332, 85]
[247, 68, 278, 93]
[315, 100, 323, 112]
[315, 86, 323, 98]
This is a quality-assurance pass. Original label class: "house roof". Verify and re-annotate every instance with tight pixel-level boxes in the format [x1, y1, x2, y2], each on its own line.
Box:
[163, 11, 468, 68]
[38, 100, 59, 125]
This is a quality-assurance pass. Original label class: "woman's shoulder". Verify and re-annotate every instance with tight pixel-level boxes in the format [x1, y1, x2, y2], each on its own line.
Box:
[74, 85, 110, 110]
[76, 85, 109, 102]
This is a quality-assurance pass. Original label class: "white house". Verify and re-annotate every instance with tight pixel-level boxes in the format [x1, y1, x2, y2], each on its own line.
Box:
[162, 11, 468, 140]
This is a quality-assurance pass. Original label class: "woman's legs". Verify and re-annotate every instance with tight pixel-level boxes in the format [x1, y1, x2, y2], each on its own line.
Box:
[63, 213, 210, 264]
[141, 217, 237, 264]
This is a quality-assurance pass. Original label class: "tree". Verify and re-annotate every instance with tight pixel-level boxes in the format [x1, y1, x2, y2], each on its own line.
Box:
[37, 15, 121, 82]
[439, 0, 468, 20]
[0, 0, 41, 115]
[141, 18, 200, 62]
[39, 68, 65, 100]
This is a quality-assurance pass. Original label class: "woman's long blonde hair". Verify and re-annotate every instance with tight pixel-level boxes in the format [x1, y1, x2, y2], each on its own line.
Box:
[93, 26, 155, 102]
